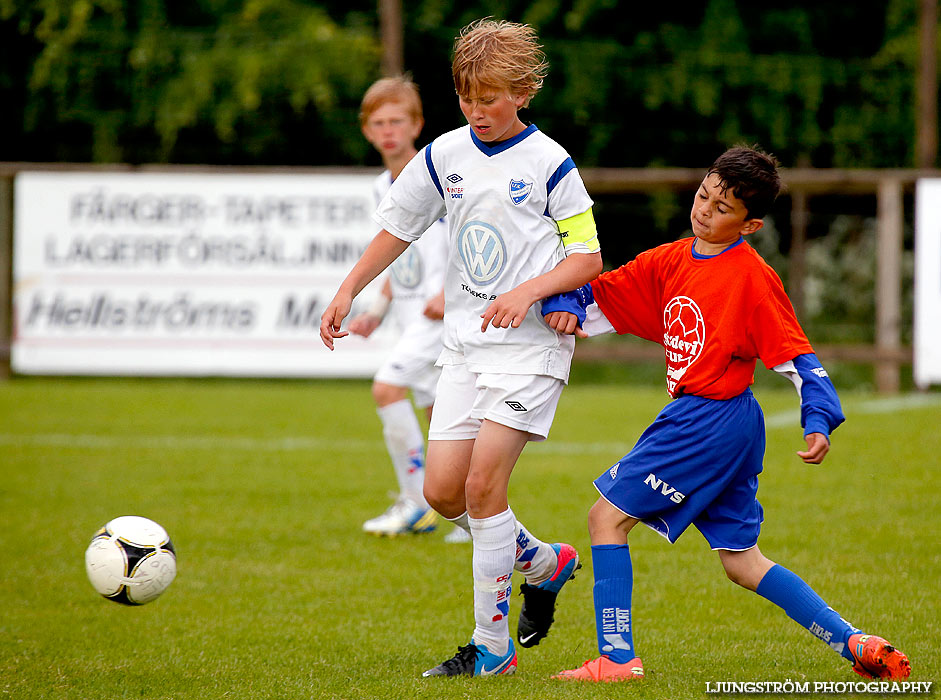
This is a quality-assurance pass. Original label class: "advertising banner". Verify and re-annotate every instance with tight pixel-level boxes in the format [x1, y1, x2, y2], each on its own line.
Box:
[914, 179, 941, 388]
[12, 171, 396, 377]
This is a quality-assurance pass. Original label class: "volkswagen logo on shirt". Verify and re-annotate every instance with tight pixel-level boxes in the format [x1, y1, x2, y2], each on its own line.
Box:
[458, 220, 506, 286]
[390, 246, 422, 289]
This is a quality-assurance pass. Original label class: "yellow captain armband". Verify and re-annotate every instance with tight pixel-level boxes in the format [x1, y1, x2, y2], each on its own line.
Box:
[556, 208, 600, 253]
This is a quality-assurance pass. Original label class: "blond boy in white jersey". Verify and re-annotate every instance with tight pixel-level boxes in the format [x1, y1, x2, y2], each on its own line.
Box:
[349, 76, 471, 542]
[320, 19, 602, 677]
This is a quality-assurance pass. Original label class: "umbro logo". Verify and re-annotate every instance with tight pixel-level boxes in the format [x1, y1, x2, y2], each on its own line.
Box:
[446, 173, 463, 183]
[505, 401, 527, 412]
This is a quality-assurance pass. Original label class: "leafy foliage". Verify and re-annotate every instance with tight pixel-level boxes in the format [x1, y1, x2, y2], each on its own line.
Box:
[0, 0, 934, 167]
[1, 0, 380, 163]
[803, 214, 915, 343]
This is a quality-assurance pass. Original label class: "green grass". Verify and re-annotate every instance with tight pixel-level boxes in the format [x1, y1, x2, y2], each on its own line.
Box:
[0, 376, 938, 699]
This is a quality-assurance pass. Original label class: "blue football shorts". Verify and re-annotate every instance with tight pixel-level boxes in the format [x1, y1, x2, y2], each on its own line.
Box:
[594, 388, 766, 551]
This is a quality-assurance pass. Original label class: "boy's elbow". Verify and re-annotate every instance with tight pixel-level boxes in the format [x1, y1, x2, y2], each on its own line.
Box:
[585, 251, 603, 279]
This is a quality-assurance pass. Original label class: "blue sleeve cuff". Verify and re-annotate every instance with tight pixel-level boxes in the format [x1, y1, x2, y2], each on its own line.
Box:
[802, 412, 832, 440]
[792, 353, 845, 439]
[541, 283, 595, 326]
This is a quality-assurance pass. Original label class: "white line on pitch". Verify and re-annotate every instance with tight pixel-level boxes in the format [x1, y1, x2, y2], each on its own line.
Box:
[764, 392, 941, 429]
[2, 394, 936, 455]
[0, 431, 627, 456]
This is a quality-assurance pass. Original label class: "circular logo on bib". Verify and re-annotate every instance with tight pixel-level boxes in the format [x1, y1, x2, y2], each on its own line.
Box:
[458, 220, 506, 286]
[663, 295, 705, 391]
[390, 246, 422, 289]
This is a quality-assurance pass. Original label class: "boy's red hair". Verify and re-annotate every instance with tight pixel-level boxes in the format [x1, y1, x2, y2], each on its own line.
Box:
[359, 75, 423, 127]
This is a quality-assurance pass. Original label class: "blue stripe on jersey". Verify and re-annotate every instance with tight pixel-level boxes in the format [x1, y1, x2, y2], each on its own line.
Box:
[469, 123, 538, 156]
[424, 143, 444, 199]
[547, 157, 576, 196]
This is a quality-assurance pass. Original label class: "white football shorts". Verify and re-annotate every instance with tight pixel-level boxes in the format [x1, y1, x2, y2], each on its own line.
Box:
[373, 318, 443, 408]
[428, 362, 565, 442]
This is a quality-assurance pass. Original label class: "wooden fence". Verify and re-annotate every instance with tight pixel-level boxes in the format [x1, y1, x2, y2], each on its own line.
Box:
[2, 163, 939, 391]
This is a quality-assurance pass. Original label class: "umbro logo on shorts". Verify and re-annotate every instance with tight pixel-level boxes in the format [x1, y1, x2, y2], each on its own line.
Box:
[446, 173, 463, 183]
[505, 401, 528, 412]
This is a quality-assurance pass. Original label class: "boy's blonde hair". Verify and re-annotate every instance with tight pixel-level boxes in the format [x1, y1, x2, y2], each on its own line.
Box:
[452, 18, 548, 107]
[359, 75, 423, 127]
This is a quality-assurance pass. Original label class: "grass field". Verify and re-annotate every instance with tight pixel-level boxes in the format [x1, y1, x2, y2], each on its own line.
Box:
[1, 375, 938, 699]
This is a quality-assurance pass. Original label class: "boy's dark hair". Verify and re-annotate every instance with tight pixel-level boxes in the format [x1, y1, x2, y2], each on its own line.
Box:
[706, 146, 782, 220]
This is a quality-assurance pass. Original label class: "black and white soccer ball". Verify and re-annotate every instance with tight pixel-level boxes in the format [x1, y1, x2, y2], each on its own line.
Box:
[85, 516, 177, 605]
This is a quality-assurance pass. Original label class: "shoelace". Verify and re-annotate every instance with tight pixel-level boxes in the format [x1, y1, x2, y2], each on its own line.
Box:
[440, 644, 482, 673]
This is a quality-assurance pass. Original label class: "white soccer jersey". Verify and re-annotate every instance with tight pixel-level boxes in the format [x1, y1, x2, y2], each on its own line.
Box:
[372, 171, 448, 330]
[374, 124, 596, 381]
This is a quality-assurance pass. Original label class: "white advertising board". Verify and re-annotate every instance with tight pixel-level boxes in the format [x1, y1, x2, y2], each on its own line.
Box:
[914, 179, 941, 389]
[12, 171, 396, 377]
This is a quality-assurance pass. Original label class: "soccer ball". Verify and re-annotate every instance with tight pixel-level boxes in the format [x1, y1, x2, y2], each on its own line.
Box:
[85, 516, 177, 605]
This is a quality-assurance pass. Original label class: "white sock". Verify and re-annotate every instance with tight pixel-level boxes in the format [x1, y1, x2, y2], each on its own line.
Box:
[469, 508, 515, 655]
[377, 400, 427, 506]
[447, 512, 471, 535]
[514, 520, 558, 586]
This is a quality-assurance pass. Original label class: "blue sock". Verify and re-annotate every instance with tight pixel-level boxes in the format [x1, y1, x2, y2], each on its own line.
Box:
[591, 544, 635, 663]
[756, 564, 860, 661]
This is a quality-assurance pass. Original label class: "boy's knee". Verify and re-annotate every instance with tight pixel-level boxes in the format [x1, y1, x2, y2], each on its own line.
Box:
[372, 381, 408, 407]
[463, 471, 500, 514]
[422, 469, 467, 518]
[718, 548, 774, 591]
[423, 478, 464, 519]
[587, 498, 636, 544]
[723, 564, 750, 588]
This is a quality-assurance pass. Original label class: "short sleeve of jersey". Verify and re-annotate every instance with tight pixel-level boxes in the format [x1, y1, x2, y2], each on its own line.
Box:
[590, 249, 663, 344]
[546, 157, 593, 225]
[747, 272, 814, 369]
[374, 145, 447, 242]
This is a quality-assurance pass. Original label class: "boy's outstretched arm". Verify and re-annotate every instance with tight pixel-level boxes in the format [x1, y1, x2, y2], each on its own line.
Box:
[480, 251, 602, 332]
[773, 353, 846, 464]
[320, 230, 410, 350]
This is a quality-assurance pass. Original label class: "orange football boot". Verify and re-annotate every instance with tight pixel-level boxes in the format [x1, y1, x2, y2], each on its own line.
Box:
[552, 655, 644, 682]
[848, 634, 911, 680]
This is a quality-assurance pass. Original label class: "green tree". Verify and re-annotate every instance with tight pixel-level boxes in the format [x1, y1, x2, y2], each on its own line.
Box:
[0, 0, 380, 163]
[401, 0, 928, 169]
[0, 0, 933, 168]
